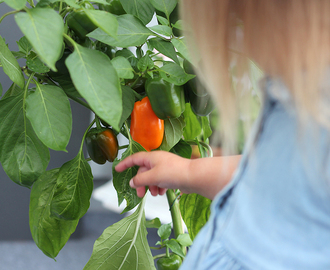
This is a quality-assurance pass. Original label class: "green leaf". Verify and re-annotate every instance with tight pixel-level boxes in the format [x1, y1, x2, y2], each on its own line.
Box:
[159, 62, 195, 86]
[25, 84, 72, 151]
[200, 116, 212, 141]
[0, 36, 25, 88]
[0, 93, 50, 187]
[150, 0, 177, 18]
[84, 200, 156, 270]
[66, 44, 122, 130]
[166, 239, 185, 258]
[29, 169, 79, 259]
[3, 0, 26, 10]
[183, 103, 202, 140]
[83, 9, 118, 39]
[112, 140, 146, 213]
[2, 83, 23, 99]
[137, 54, 154, 72]
[157, 223, 171, 240]
[179, 193, 211, 240]
[120, 0, 155, 25]
[171, 19, 183, 30]
[156, 15, 169, 26]
[15, 8, 64, 71]
[17, 36, 33, 56]
[50, 151, 93, 220]
[170, 139, 192, 159]
[159, 116, 185, 151]
[171, 37, 192, 63]
[111, 56, 134, 79]
[88, 14, 153, 48]
[119, 85, 135, 128]
[146, 217, 162, 229]
[26, 52, 50, 73]
[0, 82, 2, 96]
[149, 25, 172, 37]
[176, 233, 193, 247]
[149, 38, 179, 65]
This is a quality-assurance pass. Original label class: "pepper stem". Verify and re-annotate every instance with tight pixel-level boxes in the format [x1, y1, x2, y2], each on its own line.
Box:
[166, 189, 186, 255]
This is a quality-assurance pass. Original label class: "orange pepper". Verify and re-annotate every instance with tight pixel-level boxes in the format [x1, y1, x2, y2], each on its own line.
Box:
[130, 97, 164, 151]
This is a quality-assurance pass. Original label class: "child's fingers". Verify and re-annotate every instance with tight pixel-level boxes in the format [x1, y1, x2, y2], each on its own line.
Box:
[115, 152, 151, 172]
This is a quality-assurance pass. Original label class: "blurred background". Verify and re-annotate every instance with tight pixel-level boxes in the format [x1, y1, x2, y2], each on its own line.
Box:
[0, 3, 170, 269]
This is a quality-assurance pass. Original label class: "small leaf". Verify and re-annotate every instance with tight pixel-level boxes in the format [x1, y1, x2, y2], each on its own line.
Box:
[51, 151, 93, 220]
[84, 201, 156, 270]
[0, 35, 25, 88]
[200, 116, 212, 141]
[0, 93, 50, 187]
[17, 36, 33, 56]
[159, 116, 185, 151]
[172, 37, 192, 63]
[156, 15, 169, 26]
[172, 19, 184, 30]
[150, 0, 178, 18]
[83, 9, 118, 39]
[29, 169, 79, 259]
[179, 193, 211, 240]
[149, 25, 172, 37]
[111, 56, 134, 79]
[146, 217, 162, 229]
[15, 8, 64, 70]
[25, 83, 72, 151]
[88, 14, 153, 48]
[66, 44, 122, 130]
[170, 139, 192, 159]
[119, 85, 135, 128]
[26, 52, 50, 73]
[183, 103, 202, 140]
[166, 239, 185, 258]
[149, 38, 179, 65]
[3, 0, 26, 10]
[159, 62, 195, 86]
[157, 223, 172, 240]
[112, 140, 146, 213]
[176, 233, 193, 247]
[120, 0, 155, 25]
[137, 54, 154, 72]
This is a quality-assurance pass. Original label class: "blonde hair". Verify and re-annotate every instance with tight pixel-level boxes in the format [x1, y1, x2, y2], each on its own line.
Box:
[181, 0, 330, 153]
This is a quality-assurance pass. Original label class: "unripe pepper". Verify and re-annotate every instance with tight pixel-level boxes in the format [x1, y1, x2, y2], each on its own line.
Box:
[146, 77, 185, 119]
[85, 127, 118, 164]
[130, 97, 164, 151]
[156, 254, 182, 270]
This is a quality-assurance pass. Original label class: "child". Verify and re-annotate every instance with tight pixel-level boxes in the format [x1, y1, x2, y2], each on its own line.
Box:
[116, 1, 330, 269]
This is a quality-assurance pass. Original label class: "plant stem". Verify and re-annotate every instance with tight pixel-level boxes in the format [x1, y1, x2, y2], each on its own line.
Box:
[166, 189, 186, 255]
[0, 10, 20, 24]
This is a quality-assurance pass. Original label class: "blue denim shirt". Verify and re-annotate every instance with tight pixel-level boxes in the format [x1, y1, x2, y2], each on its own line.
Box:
[180, 79, 330, 269]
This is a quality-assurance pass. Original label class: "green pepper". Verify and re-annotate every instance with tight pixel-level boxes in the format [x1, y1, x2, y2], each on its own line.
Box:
[146, 77, 185, 119]
[156, 254, 182, 270]
[98, 0, 126, 15]
[183, 60, 214, 116]
[85, 127, 119, 165]
[66, 8, 97, 40]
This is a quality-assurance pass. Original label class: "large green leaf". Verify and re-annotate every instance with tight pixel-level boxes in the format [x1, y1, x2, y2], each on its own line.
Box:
[88, 14, 153, 48]
[0, 93, 50, 187]
[119, 85, 135, 128]
[150, 0, 177, 18]
[179, 193, 211, 240]
[149, 37, 179, 65]
[25, 83, 72, 151]
[29, 169, 79, 259]
[83, 9, 118, 38]
[3, 0, 26, 10]
[2, 83, 23, 99]
[112, 140, 146, 213]
[51, 151, 93, 220]
[15, 8, 64, 71]
[159, 62, 195, 86]
[66, 44, 122, 130]
[0, 36, 25, 88]
[111, 56, 134, 79]
[170, 139, 192, 159]
[183, 103, 202, 140]
[120, 0, 155, 25]
[84, 200, 156, 270]
[172, 37, 192, 63]
[159, 116, 185, 151]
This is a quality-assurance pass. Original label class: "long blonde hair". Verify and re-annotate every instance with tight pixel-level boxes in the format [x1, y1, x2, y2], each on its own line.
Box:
[181, 0, 330, 153]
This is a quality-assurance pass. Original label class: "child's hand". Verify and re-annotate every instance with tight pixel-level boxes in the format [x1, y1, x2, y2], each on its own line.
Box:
[115, 151, 191, 197]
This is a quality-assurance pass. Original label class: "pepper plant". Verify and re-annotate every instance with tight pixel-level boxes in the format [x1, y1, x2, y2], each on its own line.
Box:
[0, 0, 261, 269]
